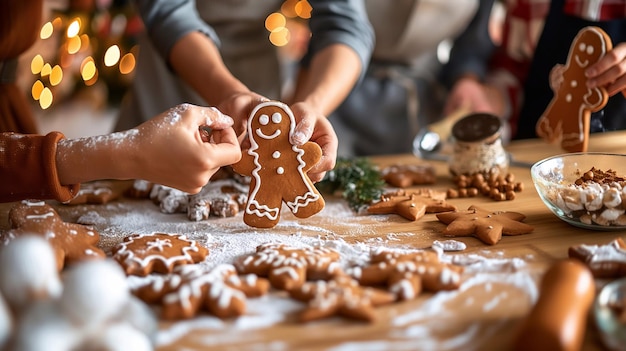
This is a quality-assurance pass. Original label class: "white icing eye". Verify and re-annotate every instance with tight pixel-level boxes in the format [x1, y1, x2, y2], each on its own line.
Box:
[272, 112, 282, 124]
[579, 43, 586, 52]
[587, 45, 594, 55]
[259, 114, 269, 125]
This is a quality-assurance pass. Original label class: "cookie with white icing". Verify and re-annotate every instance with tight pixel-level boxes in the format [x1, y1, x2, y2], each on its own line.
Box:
[568, 237, 626, 278]
[536, 26, 612, 152]
[235, 242, 342, 291]
[132, 264, 269, 319]
[112, 233, 209, 276]
[232, 101, 325, 228]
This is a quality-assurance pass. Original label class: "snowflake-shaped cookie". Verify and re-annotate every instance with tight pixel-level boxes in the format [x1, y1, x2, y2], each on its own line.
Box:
[112, 233, 208, 276]
[235, 243, 342, 290]
[436, 205, 534, 245]
[132, 264, 270, 319]
[347, 247, 464, 300]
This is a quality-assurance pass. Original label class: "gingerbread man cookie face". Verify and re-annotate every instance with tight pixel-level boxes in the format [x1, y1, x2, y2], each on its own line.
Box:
[233, 101, 325, 228]
[536, 26, 612, 152]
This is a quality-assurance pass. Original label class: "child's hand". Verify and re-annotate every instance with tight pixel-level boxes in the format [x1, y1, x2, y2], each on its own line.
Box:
[586, 42, 626, 97]
[131, 104, 242, 193]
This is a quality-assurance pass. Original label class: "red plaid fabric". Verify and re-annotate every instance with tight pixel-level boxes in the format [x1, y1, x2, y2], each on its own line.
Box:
[563, 0, 626, 21]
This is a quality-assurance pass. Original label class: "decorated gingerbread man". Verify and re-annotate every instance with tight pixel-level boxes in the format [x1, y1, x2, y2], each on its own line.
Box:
[536, 26, 612, 152]
[233, 101, 325, 228]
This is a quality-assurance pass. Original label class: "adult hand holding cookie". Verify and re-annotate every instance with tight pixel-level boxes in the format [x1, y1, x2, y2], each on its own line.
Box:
[585, 42, 626, 98]
[288, 101, 338, 183]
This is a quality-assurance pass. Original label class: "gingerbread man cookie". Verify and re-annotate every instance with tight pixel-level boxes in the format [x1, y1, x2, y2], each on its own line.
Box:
[232, 101, 325, 228]
[6, 200, 105, 271]
[112, 233, 209, 276]
[536, 26, 612, 152]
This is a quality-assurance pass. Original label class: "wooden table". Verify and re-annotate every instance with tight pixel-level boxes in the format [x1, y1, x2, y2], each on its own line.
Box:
[2, 132, 626, 350]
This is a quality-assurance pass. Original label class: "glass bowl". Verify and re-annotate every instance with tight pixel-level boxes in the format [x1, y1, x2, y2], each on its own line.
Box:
[531, 153, 626, 230]
[594, 278, 626, 351]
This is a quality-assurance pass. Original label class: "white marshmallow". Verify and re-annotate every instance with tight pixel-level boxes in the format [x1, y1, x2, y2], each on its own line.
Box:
[0, 235, 61, 312]
[60, 260, 129, 328]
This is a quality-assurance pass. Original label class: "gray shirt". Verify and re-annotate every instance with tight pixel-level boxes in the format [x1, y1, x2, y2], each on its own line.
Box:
[116, 0, 374, 130]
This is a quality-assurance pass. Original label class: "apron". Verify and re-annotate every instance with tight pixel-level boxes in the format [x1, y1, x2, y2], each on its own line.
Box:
[116, 0, 283, 131]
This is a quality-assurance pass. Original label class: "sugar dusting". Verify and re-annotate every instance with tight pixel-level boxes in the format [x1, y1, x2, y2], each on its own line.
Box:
[61, 198, 540, 350]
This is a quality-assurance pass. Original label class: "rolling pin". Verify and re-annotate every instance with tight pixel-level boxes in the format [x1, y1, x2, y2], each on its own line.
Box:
[514, 259, 595, 351]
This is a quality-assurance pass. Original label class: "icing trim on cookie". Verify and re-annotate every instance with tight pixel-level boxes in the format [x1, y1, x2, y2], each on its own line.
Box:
[244, 101, 320, 220]
[114, 233, 204, 270]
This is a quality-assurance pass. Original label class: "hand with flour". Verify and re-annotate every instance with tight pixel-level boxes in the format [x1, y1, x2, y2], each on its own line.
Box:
[0, 104, 241, 203]
[56, 103, 242, 194]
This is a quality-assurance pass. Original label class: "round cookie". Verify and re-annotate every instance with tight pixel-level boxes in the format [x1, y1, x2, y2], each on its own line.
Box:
[112, 233, 209, 276]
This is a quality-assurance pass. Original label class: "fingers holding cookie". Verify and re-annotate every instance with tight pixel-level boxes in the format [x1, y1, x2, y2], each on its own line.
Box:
[586, 42, 626, 96]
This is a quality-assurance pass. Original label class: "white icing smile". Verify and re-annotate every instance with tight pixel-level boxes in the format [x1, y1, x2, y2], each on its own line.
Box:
[255, 128, 281, 140]
[575, 55, 589, 67]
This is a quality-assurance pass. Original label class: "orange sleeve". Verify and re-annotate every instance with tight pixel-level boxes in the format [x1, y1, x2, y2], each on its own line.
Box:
[0, 132, 80, 203]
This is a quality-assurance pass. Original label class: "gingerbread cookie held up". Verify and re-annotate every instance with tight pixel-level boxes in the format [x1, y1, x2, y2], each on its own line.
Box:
[233, 101, 325, 228]
[536, 26, 612, 152]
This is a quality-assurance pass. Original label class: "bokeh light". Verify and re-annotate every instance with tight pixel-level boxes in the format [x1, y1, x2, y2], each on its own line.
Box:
[39, 87, 53, 109]
[269, 27, 290, 47]
[31, 80, 44, 100]
[295, 1, 312, 19]
[119, 53, 136, 74]
[40, 63, 52, 77]
[40, 21, 54, 39]
[104, 45, 121, 67]
[50, 65, 63, 86]
[265, 12, 286, 32]
[31, 55, 44, 75]
[67, 35, 82, 54]
[81, 57, 97, 81]
[67, 18, 81, 38]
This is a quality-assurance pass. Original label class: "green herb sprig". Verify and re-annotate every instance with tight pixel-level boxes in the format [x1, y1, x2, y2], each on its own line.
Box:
[316, 157, 385, 211]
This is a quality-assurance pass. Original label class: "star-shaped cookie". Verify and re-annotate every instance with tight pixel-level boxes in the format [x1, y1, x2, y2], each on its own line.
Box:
[436, 205, 534, 245]
[6, 200, 106, 270]
[368, 189, 456, 221]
